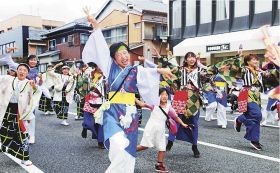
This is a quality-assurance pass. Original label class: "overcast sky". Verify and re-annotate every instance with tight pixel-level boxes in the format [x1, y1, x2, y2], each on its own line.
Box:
[0, 0, 169, 23]
[0, 0, 106, 23]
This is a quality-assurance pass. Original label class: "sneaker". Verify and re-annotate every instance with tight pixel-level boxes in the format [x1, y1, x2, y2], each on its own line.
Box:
[192, 145, 200, 158]
[29, 137, 35, 144]
[21, 160, 32, 166]
[222, 125, 227, 129]
[234, 117, 241, 132]
[44, 111, 50, 115]
[155, 163, 168, 173]
[60, 120, 69, 126]
[166, 140, 173, 151]
[75, 116, 83, 120]
[250, 141, 262, 151]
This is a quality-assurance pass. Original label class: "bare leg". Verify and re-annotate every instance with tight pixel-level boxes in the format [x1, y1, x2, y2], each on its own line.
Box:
[157, 151, 165, 163]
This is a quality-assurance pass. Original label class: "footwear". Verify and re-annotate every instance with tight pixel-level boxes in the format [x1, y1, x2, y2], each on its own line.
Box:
[44, 111, 50, 115]
[81, 128, 87, 138]
[60, 120, 69, 126]
[222, 125, 226, 129]
[192, 145, 200, 158]
[250, 141, 262, 151]
[155, 163, 168, 173]
[21, 160, 32, 166]
[234, 117, 241, 132]
[75, 116, 83, 120]
[166, 140, 173, 151]
[29, 137, 35, 144]
[98, 142, 105, 149]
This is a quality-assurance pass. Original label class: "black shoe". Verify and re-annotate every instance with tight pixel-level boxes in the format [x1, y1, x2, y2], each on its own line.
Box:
[166, 140, 173, 151]
[250, 141, 262, 151]
[234, 117, 242, 132]
[192, 145, 200, 158]
[81, 128, 87, 138]
[98, 142, 105, 149]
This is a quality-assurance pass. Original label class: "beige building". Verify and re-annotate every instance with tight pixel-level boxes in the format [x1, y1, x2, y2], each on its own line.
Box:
[0, 14, 64, 33]
[96, 0, 168, 64]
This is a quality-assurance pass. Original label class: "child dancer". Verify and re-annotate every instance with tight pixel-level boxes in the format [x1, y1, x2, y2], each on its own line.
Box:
[137, 88, 188, 173]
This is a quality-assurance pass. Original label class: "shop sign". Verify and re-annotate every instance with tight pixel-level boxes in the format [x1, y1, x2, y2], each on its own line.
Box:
[206, 43, 230, 52]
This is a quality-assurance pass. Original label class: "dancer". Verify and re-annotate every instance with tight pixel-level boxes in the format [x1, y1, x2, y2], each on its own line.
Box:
[81, 65, 105, 149]
[82, 9, 175, 173]
[0, 63, 40, 166]
[0, 50, 42, 144]
[38, 63, 56, 115]
[49, 64, 76, 126]
[137, 88, 188, 173]
[75, 64, 91, 120]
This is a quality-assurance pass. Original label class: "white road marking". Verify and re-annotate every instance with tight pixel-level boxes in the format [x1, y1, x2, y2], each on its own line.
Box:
[5, 153, 44, 173]
[138, 127, 280, 163]
[199, 115, 280, 128]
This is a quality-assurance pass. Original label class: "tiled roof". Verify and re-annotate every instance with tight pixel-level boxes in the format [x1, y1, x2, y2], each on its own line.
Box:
[37, 50, 60, 57]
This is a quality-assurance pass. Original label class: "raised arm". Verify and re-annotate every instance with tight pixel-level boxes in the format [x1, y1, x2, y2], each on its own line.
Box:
[0, 48, 19, 70]
[82, 9, 112, 78]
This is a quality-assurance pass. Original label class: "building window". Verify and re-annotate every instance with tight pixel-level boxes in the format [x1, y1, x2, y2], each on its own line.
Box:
[234, 0, 249, 17]
[200, 0, 212, 24]
[134, 22, 140, 29]
[186, 0, 196, 26]
[0, 42, 15, 55]
[172, 0, 182, 28]
[49, 39, 56, 51]
[80, 33, 89, 44]
[255, 0, 272, 13]
[36, 46, 45, 55]
[68, 35, 74, 46]
[61, 37, 66, 43]
[102, 26, 127, 44]
[156, 25, 167, 37]
[216, 0, 230, 21]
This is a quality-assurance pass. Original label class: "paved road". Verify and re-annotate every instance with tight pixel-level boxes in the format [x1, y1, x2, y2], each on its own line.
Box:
[1, 105, 279, 173]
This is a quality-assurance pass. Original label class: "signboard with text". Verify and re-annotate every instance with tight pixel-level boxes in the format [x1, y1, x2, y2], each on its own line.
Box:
[206, 43, 230, 52]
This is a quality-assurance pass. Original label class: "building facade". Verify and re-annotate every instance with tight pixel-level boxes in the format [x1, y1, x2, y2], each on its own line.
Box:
[0, 14, 64, 74]
[39, 21, 92, 71]
[0, 14, 64, 33]
[169, 0, 279, 65]
[96, 0, 168, 64]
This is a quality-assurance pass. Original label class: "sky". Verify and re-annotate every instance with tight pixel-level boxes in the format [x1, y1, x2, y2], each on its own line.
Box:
[0, 0, 169, 23]
[0, 0, 107, 23]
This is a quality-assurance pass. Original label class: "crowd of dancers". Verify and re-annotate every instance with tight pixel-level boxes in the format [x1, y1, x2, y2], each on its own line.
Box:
[0, 10, 279, 173]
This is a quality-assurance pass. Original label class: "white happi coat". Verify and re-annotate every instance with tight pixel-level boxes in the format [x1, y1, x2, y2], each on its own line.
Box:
[47, 70, 76, 104]
[0, 76, 41, 125]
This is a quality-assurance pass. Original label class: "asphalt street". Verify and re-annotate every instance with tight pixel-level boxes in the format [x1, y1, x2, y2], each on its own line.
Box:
[0, 104, 279, 173]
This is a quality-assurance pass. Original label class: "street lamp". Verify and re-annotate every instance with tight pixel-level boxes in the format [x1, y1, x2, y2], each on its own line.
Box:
[127, 3, 133, 47]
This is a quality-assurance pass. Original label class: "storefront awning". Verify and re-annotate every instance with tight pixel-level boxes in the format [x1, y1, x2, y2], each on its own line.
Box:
[173, 26, 280, 56]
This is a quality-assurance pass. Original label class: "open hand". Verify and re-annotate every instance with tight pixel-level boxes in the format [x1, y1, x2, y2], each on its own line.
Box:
[83, 6, 99, 29]
[29, 80, 37, 90]
[158, 68, 176, 81]
[265, 44, 280, 67]
[7, 47, 17, 53]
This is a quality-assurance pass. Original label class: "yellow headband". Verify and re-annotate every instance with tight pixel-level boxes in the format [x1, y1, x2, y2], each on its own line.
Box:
[117, 45, 127, 52]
